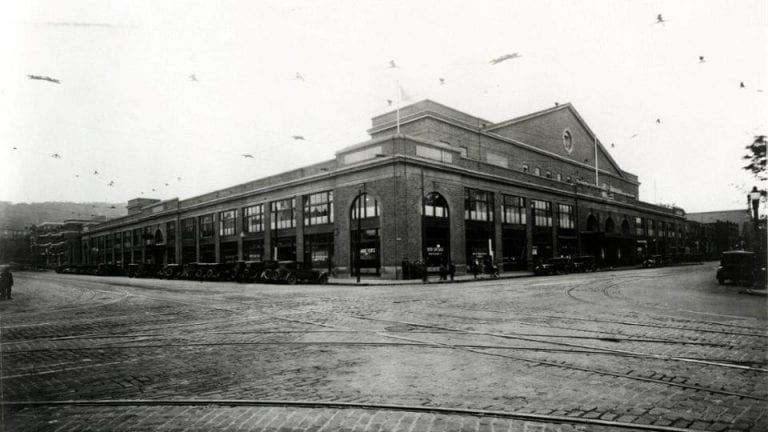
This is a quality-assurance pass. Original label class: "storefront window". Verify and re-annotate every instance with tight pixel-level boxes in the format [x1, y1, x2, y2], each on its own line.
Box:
[424, 192, 448, 218]
[502, 195, 526, 225]
[181, 218, 196, 240]
[199, 214, 214, 238]
[244, 204, 264, 233]
[304, 191, 334, 225]
[351, 194, 379, 219]
[219, 210, 237, 237]
[464, 188, 493, 221]
[270, 198, 296, 229]
[532, 200, 553, 227]
[558, 204, 574, 229]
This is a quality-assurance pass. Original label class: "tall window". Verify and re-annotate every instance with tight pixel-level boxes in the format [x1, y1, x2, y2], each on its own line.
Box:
[558, 204, 574, 229]
[534, 167, 541, 176]
[502, 195, 526, 225]
[304, 191, 334, 225]
[464, 188, 493, 221]
[219, 210, 237, 236]
[124, 230, 132, 248]
[133, 228, 141, 245]
[635, 217, 643, 236]
[351, 194, 379, 219]
[167, 221, 176, 243]
[181, 218, 196, 240]
[270, 198, 296, 229]
[658, 221, 666, 238]
[199, 214, 214, 238]
[144, 226, 153, 244]
[648, 219, 656, 237]
[532, 200, 553, 227]
[243, 204, 264, 233]
[424, 192, 448, 218]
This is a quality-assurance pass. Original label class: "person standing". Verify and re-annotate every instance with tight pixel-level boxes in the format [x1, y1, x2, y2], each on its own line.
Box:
[0, 266, 13, 300]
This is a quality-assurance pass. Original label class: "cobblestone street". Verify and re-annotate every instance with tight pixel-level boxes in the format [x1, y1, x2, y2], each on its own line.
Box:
[1, 264, 766, 431]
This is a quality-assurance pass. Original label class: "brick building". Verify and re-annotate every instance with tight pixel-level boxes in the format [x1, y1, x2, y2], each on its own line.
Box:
[80, 100, 693, 278]
[31, 218, 104, 268]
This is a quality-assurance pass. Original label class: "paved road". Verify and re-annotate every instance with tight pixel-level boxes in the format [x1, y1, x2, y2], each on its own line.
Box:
[1, 263, 766, 431]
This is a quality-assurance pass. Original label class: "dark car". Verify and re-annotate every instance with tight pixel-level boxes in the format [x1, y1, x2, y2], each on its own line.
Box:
[273, 261, 329, 284]
[717, 251, 764, 287]
[127, 263, 161, 278]
[95, 264, 124, 276]
[160, 264, 182, 279]
[191, 263, 237, 281]
[571, 255, 597, 273]
[233, 260, 279, 283]
[534, 257, 573, 276]
[642, 255, 665, 268]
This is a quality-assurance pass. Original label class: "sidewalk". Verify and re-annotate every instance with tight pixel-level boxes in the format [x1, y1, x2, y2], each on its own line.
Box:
[328, 271, 533, 286]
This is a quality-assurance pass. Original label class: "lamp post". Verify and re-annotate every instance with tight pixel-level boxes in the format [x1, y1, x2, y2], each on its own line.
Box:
[749, 187, 761, 231]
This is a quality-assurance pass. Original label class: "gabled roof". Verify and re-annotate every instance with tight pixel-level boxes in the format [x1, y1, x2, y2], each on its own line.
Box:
[488, 103, 628, 180]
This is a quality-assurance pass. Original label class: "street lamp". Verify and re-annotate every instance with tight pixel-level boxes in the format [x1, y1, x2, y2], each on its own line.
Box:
[749, 187, 761, 231]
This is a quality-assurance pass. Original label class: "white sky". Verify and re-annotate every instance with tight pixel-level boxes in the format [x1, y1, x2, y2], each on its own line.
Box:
[1, 0, 766, 213]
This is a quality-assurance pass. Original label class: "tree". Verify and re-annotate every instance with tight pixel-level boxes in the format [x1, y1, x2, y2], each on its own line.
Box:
[743, 135, 767, 181]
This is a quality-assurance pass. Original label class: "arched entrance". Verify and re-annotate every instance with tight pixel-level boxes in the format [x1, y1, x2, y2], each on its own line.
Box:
[350, 193, 381, 276]
[422, 192, 450, 273]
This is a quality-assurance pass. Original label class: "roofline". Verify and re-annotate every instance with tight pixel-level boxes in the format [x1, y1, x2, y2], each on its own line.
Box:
[371, 98, 492, 128]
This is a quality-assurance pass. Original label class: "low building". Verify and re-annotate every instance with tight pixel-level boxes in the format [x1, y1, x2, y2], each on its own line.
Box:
[81, 100, 694, 278]
[31, 218, 104, 268]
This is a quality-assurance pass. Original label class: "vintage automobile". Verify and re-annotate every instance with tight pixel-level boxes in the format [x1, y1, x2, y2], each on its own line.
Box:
[533, 257, 573, 276]
[127, 263, 161, 278]
[190, 262, 237, 281]
[159, 264, 182, 279]
[716, 251, 765, 287]
[272, 261, 329, 284]
[95, 264, 124, 276]
[571, 255, 597, 273]
[233, 260, 279, 283]
[642, 255, 665, 268]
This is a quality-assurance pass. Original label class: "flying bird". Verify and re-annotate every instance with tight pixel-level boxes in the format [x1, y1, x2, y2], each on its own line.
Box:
[630, 133, 639, 139]
[50, 153, 61, 159]
[292, 135, 305, 140]
[108, 181, 114, 186]
[242, 154, 254, 158]
[554, 102, 559, 106]
[490, 53, 521, 65]
[656, 118, 661, 124]
[75, 174, 79, 178]
[699, 56, 705, 63]
[151, 188, 156, 192]
[177, 177, 182, 181]
[295, 72, 304, 81]
[189, 74, 198, 82]
[740, 81, 745, 88]
[164, 183, 169, 186]
[388, 60, 398, 68]
[439, 77, 445, 85]
[656, 14, 665, 24]
[611, 143, 615, 148]
[12, 147, 17, 150]
[93, 170, 99, 175]
[387, 99, 393, 106]
[28, 75, 60, 84]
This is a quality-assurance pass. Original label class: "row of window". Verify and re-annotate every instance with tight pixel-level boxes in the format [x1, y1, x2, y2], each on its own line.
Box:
[635, 217, 684, 238]
[521, 164, 571, 183]
[463, 188, 573, 229]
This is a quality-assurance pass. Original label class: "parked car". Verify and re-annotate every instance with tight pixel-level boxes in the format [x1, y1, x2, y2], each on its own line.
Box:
[95, 264, 124, 276]
[716, 251, 764, 287]
[642, 255, 665, 268]
[233, 260, 279, 283]
[191, 262, 237, 281]
[160, 264, 182, 279]
[533, 257, 573, 276]
[571, 255, 597, 273]
[273, 261, 329, 284]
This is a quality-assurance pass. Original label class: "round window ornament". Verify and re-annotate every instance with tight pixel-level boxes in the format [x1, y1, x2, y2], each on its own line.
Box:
[563, 130, 574, 154]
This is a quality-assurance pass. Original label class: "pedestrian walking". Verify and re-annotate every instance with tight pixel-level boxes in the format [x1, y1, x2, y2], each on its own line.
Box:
[472, 257, 480, 279]
[449, 261, 455, 281]
[439, 259, 448, 281]
[0, 266, 13, 300]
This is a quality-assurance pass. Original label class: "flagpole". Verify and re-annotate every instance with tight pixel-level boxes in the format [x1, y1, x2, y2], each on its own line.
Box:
[396, 80, 401, 134]
[594, 136, 599, 186]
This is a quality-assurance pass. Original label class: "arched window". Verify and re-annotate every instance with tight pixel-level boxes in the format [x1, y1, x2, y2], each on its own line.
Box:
[605, 217, 615, 233]
[154, 229, 164, 244]
[351, 193, 379, 219]
[621, 219, 630, 235]
[423, 192, 449, 218]
[586, 214, 599, 232]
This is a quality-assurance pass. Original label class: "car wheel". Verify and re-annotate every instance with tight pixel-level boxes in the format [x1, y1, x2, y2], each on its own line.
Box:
[286, 273, 297, 285]
[318, 274, 329, 285]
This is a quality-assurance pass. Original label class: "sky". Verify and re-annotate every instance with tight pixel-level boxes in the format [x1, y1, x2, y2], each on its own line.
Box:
[1, 0, 766, 213]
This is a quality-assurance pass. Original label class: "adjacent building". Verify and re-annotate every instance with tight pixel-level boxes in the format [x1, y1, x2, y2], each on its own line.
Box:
[80, 100, 694, 278]
[31, 218, 105, 268]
